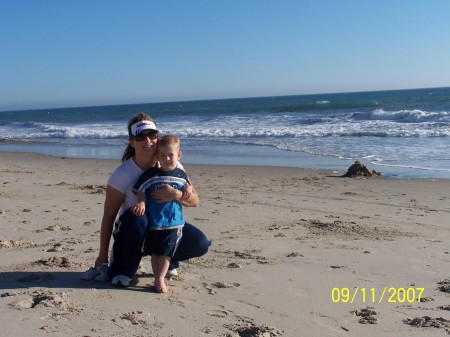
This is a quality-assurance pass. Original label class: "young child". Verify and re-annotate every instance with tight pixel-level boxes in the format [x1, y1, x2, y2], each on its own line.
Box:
[131, 134, 192, 293]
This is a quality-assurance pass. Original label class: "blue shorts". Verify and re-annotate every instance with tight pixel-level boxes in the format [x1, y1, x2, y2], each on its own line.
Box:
[144, 227, 183, 257]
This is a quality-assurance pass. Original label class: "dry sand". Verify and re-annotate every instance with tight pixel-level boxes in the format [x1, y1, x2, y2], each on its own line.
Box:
[1, 152, 450, 337]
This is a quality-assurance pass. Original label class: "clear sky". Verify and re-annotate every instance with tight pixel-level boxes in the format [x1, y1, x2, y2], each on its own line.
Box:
[1, 1, 450, 111]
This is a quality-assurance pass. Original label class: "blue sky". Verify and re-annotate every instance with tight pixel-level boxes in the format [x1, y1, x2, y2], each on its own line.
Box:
[1, 1, 450, 111]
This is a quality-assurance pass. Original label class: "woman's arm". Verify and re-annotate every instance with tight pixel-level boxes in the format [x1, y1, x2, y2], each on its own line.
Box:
[151, 184, 199, 207]
[94, 185, 125, 268]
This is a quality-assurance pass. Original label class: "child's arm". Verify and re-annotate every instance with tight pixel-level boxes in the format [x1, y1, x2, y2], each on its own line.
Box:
[131, 193, 146, 216]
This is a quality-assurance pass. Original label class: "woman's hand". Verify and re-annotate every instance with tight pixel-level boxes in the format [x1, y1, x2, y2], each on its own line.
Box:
[94, 254, 108, 269]
[151, 184, 179, 203]
[181, 184, 193, 200]
[151, 184, 199, 207]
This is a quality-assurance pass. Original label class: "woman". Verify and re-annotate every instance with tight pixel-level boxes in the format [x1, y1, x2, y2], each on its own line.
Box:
[91, 112, 210, 286]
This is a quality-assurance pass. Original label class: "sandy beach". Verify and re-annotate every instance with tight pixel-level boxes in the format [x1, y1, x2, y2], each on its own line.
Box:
[1, 152, 450, 337]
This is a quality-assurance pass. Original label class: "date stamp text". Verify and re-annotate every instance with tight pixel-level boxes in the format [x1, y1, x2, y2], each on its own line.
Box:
[331, 287, 424, 303]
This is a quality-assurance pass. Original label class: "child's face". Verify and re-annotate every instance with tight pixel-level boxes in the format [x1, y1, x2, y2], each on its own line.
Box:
[157, 144, 181, 170]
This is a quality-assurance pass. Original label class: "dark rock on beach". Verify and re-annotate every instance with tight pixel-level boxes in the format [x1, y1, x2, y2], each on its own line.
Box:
[343, 161, 381, 178]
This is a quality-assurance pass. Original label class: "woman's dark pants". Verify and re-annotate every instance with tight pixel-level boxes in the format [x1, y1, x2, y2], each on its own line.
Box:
[108, 208, 210, 279]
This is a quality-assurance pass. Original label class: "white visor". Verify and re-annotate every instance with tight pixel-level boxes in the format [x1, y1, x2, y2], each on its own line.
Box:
[130, 120, 157, 136]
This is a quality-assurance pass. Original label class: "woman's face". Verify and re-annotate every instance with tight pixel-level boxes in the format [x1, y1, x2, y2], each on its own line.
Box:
[130, 130, 159, 157]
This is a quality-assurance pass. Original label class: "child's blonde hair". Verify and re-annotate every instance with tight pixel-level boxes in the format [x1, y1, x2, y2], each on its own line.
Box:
[158, 134, 181, 150]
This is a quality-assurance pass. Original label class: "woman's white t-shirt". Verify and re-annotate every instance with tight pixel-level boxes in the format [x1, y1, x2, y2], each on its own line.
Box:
[107, 158, 184, 217]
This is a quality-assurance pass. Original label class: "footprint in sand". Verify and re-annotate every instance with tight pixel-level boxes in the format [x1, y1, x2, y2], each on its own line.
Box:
[224, 322, 283, 336]
[204, 282, 240, 295]
[405, 316, 450, 333]
[0, 239, 35, 249]
[11, 290, 68, 311]
[116, 311, 164, 330]
[437, 279, 450, 293]
[207, 309, 229, 318]
[352, 307, 378, 324]
[46, 243, 73, 252]
[120, 311, 154, 325]
[233, 250, 272, 264]
[285, 252, 303, 258]
[33, 256, 82, 269]
[420, 296, 434, 302]
[212, 282, 240, 289]
[39, 224, 72, 232]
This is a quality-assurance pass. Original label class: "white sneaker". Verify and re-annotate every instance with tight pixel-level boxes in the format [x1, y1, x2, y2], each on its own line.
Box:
[94, 263, 109, 282]
[81, 263, 109, 281]
[167, 268, 178, 278]
[80, 267, 97, 281]
[111, 275, 131, 287]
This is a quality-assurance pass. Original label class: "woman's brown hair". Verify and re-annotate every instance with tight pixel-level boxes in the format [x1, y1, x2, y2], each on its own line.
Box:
[121, 113, 156, 162]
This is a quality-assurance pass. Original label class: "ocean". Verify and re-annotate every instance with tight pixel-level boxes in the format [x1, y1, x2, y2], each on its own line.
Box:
[1, 87, 449, 179]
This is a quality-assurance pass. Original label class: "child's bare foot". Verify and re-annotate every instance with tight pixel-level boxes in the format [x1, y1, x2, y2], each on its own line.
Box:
[154, 279, 168, 293]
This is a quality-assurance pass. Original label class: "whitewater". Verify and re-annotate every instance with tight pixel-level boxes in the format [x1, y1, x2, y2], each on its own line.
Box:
[1, 87, 449, 179]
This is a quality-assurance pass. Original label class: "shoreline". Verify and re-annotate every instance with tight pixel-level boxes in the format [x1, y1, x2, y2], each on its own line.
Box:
[1, 148, 449, 181]
[1, 152, 450, 336]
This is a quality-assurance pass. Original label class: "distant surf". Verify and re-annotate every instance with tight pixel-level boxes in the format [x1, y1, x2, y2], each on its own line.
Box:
[1, 87, 450, 179]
